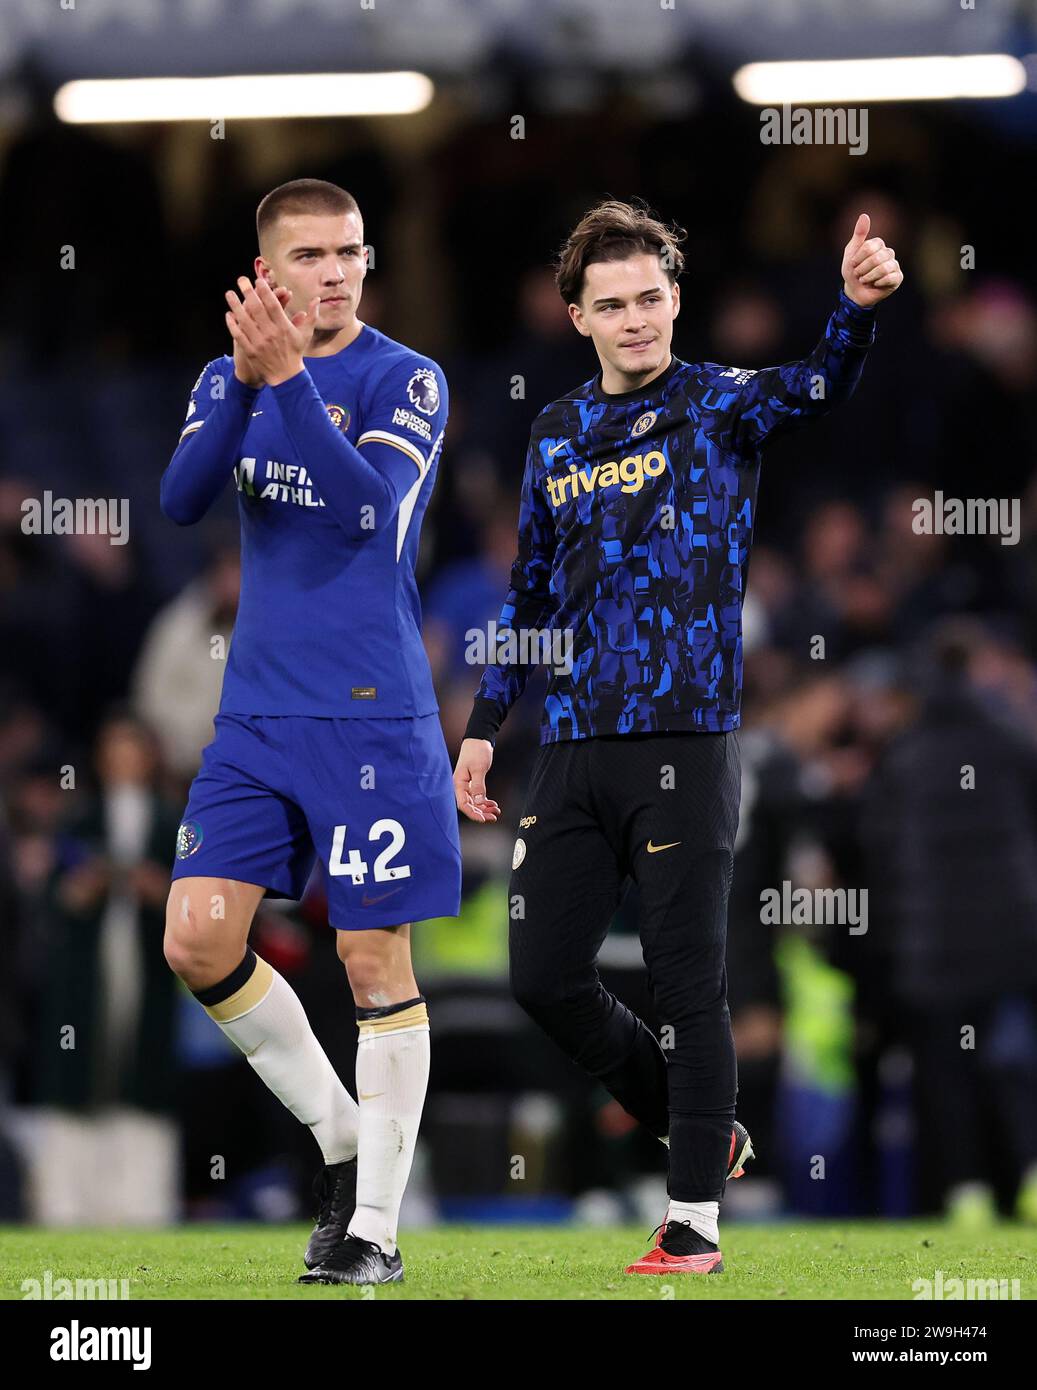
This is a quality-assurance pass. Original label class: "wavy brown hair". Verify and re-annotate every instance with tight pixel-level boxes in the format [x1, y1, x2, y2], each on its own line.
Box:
[555, 199, 686, 306]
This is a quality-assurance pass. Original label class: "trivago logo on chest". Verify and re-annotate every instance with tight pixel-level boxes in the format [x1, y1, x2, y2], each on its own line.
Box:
[545, 450, 668, 510]
[234, 458, 326, 508]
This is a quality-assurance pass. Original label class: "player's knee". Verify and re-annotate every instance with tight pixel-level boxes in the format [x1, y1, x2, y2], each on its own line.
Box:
[337, 948, 388, 997]
[163, 934, 195, 980]
[510, 967, 559, 1016]
[163, 886, 214, 978]
[511, 958, 602, 1019]
[335, 933, 404, 1001]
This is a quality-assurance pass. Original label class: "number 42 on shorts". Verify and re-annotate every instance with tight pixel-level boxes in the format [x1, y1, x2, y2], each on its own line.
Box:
[328, 820, 411, 885]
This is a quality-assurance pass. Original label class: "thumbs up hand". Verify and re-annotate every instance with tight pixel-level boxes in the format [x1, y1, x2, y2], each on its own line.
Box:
[841, 212, 903, 307]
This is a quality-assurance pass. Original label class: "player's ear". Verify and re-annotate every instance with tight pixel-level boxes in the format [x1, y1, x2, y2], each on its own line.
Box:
[671, 281, 681, 320]
[568, 302, 591, 338]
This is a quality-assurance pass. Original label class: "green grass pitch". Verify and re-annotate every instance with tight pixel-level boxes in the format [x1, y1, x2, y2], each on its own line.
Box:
[2, 1223, 1034, 1299]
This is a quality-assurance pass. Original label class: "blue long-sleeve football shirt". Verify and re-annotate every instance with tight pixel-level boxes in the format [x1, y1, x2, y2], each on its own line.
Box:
[464, 290, 877, 745]
[161, 326, 448, 717]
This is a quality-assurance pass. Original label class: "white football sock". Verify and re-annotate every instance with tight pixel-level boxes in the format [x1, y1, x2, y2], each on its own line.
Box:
[666, 1198, 719, 1245]
[347, 1000, 430, 1256]
[200, 954, 359, 1165]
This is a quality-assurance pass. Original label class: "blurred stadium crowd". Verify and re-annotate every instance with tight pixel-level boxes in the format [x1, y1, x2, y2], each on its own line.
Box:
[1, 90, 1036, 1231]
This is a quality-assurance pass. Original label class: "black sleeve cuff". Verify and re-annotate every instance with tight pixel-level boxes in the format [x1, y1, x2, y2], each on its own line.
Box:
[463, 697, 505, 745]
[838, 286, 877, 314]
[837, 287, 878, 345]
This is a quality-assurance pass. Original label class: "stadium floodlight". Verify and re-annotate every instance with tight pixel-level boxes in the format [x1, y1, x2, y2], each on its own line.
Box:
[733, 55, 1026, 105]
[54, 72, 434, 124]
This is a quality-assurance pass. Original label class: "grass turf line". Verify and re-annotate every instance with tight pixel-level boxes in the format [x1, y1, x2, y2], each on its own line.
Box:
[1, 1223, 1034, 1300]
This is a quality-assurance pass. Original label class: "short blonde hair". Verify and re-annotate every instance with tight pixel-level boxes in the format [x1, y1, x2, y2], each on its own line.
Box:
[256, 179, 360, 254]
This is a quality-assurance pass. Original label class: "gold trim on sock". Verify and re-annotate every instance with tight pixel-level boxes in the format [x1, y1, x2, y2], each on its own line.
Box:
[357, 1001, 429, 1039]
[203, 955, 274, 1023]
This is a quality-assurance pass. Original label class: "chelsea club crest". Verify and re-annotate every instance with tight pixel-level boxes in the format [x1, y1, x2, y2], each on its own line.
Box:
[176, 820, 204, 859]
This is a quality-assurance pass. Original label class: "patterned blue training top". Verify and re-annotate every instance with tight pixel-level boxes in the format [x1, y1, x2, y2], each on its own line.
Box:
[464, 290, 877, 745]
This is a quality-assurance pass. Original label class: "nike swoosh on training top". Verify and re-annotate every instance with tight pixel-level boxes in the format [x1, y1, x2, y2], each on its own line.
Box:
[646, 840, 681, 853]
[359, 1091, 385, 1101]
[547, 441, 568, 455]
[251, 411, 263, 417]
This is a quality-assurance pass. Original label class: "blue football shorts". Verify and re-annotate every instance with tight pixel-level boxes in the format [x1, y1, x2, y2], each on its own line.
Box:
[170, 712, 462, 931]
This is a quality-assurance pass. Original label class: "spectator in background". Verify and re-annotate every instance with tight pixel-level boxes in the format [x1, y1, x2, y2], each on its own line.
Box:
[423, 507, 521, 683]
[772, 501, 869, 660]
[424, 504, 547, 801]
[709, 281, 785, 366]
[62, 530, 156, 741]
[0, 480, 156, 744]
[468, 266, 597, 476]
[0, 799, 23, 1218]
[962, 616, 1037, 744]
[132, 542, 240, 784]
[877, 486, 980, 642]
[720, 714, 801, 1214]
[1003, 475, 1037, 654]
[930, 280, 1037, 498]
[860, 627, 1037, 1225]
[29, 711, 183, 1225]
